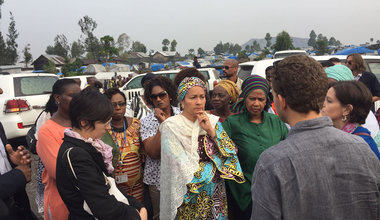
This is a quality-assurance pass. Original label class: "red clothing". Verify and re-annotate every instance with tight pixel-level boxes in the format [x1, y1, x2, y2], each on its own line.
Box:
[36, 120, 69, 220]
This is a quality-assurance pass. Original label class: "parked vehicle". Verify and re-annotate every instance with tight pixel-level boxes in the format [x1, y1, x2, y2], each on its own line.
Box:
[65, 75, 94, 89]
[273, 50, 307, 59]
[0, 72, 59, 140]
[121, 68, 221, 101]
[238, 59, 282, 80]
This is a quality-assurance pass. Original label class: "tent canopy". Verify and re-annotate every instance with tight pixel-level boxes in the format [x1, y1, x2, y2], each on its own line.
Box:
[333, 46, 374, 55]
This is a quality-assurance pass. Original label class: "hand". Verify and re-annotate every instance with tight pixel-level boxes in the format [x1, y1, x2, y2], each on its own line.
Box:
[154, 108, 167, 123]
[138, 207, 148, 220]
[6, 144, 31, 166]
[16, 164, 31, 182]
[196, 111, 216, 137]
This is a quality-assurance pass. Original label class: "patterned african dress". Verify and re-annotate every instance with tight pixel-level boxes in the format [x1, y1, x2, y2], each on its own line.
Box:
[160, 113, 245, 220]
[101, 117, 145, 202]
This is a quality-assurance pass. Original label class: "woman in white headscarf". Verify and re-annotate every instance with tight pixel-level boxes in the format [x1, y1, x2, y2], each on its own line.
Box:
[160, 77, 245, 220]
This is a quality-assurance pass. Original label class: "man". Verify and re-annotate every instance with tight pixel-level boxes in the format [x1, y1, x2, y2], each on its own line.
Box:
[223, 59, 243, 91]
[250, 55, 380, 219]
[193, 56, 201, 68]
[346, 53, 380, 106]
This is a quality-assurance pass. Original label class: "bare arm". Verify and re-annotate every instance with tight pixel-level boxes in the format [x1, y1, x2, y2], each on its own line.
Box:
[142, 130, 161, 159]
[373, 96, 380, 102]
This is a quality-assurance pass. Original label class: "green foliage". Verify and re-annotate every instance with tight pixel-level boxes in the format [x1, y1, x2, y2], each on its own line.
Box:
[22, 44, 32, 67]
[162, 38, 170, 51]
[162, 45, 168, 51]
[42, 60, 58, 73]
[273, 31, 294, 51]
[170, 39, 177, 51]
[188, 48, 195, 55]
[100, 35, 118, 58]
[197, 47, 205, 56]
[328, 37, 336, 46]
[78, 15, 101, 59]
[46, 34, 70, 58]
[237, 51, 248, 60]
[315, 40, 328, 55]
[61, 58, 83, 76]
[252, 40, 261, 51]
[5, 12, 18, 65]
[0, 0, 4, 19]
[308, 30, 316, 48]
[71, 40, 85, 58]
[213, 42, 242, 55]
[265, 33, 272, 49]
[0, 32, 7, 65]
[131, 41, 147, 53]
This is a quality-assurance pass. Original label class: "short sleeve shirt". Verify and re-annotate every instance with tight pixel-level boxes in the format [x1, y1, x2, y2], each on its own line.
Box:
[140, 106, 181, 190]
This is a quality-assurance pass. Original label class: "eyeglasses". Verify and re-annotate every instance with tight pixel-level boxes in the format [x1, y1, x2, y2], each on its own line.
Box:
[111, 102, 126, 108]
[346, 60, 352, 65]
[223, 66, 233, 70]
[151, 91, 168, 100]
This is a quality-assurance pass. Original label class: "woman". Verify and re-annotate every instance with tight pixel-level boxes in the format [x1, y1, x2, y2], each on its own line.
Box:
[56, 87, 147, 220]
[140, 75, 180, 220]
[322, 80, 380, 160]
[222, 75, 288, 219]
[36, 79, 81, 220]
[210, 80, 239, 122]
[160, 76, 245, 220]
[102, 88, 145, 203]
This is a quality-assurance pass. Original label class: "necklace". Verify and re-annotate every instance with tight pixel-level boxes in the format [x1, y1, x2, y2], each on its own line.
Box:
[110, 119, 127, 167]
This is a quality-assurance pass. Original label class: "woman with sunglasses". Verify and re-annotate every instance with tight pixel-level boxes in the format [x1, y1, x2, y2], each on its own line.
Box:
[140, 76, 180, 220]
[102, 88, 145, 204]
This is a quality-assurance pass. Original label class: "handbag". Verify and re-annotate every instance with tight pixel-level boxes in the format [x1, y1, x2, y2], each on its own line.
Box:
[25, 111, 45, 154]
[65, 147, 129, 216]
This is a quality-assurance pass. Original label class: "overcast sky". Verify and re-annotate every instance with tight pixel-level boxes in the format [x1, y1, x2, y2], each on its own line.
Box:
[1, 0, 380, 60]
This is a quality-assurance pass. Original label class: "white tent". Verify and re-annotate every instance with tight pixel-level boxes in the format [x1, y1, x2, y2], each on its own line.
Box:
[84, 64, 106, 74]
[109, 64, 131, 72]
[95, 72, 136, 81]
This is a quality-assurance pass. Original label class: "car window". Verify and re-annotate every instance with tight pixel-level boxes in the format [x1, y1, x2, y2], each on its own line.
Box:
[238, 65, 253, 81]
[13, 76, 58, 97]
[199, 70, 210, 80]
[168, 73, 177, 80]
[127, 76, 143, 89]
[213, 70, 220, 79]
[367, 62, 380, 80]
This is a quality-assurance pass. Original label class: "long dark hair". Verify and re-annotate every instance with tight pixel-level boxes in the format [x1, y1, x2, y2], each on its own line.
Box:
[45, 79, 77, 115]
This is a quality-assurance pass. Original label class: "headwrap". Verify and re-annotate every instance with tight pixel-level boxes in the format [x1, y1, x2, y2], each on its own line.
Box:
[232, 75, 270, 113]
[215, 80, 239, 103]
[325, 65, 354, 81]
[177, 77, 206, 102]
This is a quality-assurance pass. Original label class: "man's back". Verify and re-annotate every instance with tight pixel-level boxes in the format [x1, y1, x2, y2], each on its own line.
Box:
[251, 117, 380, 220]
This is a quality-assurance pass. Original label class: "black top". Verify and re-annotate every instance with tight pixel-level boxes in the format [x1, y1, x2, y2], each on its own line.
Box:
[56, 135, 143, 220]
[359, 71, 380, 97]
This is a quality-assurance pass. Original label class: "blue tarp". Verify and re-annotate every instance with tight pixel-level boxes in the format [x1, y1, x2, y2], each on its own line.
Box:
[334, 46, 374, 55]
[102, 62, 115, 67]
[56, 72, 63, 76]
[227, 56, 237, 60]
[266, 54, 273, 58]
[75, 66, 86, 72]
[32, 70, 45, 73]
[151, 64, 165, 72]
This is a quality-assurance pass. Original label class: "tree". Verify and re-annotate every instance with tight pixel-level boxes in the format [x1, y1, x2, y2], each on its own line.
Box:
[45, 34, 70, 58]
[198, 48, 205, 56]
[100, 35, 118, 70]
[188, 48, 195, 56]
[170, 39, 177, 51]
[315, 39, 328, 55]
[252, 40, 261, 51]
[78, 15, 101, 59]
[61, 58, 83, 76]
[370, 38, 374, 43]
[308, 30, 317, 48]
[328, 37, 337, 46]
[71, 40, 85, 58]
[214, 41, 224, 55]
[117, 33, 130, 55]
[230, 43, 242, 55]
[0, 0, 4, 19]
[273, 31, 294, 51]
[6, 12, 19, 64]
[131, 41, 147, 53]
[0, 32, 7, 65]
[22, 44, 32, 67]
[162, 38, 170, 51]
[238, 51, 248, 60]
[265, 33, 272, 49]
[42, 60, 58, 73]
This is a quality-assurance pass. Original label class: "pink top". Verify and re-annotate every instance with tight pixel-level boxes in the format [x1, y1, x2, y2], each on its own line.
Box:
[36, 119, 69, 220]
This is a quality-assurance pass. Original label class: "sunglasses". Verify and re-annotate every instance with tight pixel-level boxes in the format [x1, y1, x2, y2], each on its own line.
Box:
[111, 102, 126, 108]
[151, 91, 168, 100]
[223, 66, 234, 70]
[346, 61, 352, 65]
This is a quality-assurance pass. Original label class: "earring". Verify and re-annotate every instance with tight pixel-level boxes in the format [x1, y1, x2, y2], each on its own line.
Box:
[55, 101, 60, 105]
[342, 115, 347, 122]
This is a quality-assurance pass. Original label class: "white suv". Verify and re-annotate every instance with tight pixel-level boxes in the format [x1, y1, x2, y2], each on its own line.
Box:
[0, 72, 59, 140]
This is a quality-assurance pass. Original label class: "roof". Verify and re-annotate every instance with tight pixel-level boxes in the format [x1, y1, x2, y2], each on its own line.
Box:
[127, 52, 149, 59]
[154, 51, 179, 57]
[32, 54, 66, 65]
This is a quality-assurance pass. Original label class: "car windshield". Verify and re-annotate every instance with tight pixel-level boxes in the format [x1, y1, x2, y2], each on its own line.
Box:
[238, 65, 253, 81]
[14, 76, 58, 97]
[199, 70, 210, 80]
[127, 76, 143, 89]
[368, 62, 380, 80]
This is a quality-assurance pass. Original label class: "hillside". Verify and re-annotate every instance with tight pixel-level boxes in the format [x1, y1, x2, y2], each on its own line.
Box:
[242, 37, 309, 50]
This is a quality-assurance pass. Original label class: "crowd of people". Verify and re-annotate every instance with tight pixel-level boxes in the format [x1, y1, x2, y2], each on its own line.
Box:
[1, 53, 380, 220]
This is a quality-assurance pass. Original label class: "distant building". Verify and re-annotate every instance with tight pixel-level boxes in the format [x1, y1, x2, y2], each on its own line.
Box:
[152, 51, 181, 63]
[32, 54, 66, 71]
[125, 52, 150, 64]
[0, 65, 23, 74]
